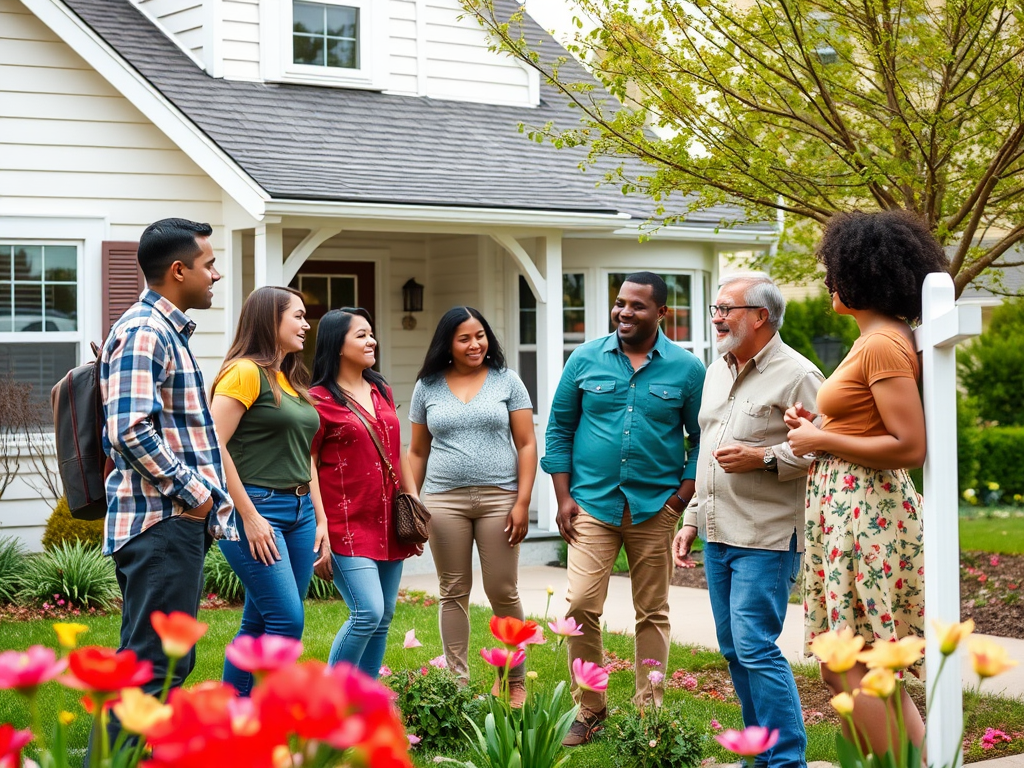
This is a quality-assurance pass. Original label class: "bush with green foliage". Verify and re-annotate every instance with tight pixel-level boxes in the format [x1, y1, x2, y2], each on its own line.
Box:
[778, 293, 860, 375]
[611, 702, 708, 768]
[203, 546, 339, 603]
[958, 298, 1024, 427]
[18, 540, 119, 610]
[41, 496, 104, 550]
[0, 536, 27, 604]
[386, 666, 474, 751]
[972, 427, 1024, 497]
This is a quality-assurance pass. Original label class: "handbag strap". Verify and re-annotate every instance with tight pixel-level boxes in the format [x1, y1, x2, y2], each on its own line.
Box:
[342, 395, 400, 488]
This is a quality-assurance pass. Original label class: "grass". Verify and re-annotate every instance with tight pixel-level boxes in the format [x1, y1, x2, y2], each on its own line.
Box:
[1, 599, 1021, 766]
[960, 511, 1024, 555]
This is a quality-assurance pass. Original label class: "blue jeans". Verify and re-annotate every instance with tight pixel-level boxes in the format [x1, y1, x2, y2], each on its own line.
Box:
[704, 534, 806, 768]
[219, 485, 316, 695]
[328, 555, 404, 678]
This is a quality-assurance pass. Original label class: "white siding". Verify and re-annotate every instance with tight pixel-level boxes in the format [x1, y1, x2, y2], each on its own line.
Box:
[222, 0, 261, 80]
[0, 0, 229, 548]
[133, 0, 206, 65]
[387, 0, 418, 95]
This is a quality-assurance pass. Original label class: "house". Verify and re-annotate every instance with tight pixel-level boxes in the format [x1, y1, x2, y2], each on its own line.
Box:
[0, 0, 777, 551]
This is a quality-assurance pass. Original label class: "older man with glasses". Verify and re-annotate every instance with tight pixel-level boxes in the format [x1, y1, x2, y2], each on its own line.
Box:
[674, 274, 823, 768]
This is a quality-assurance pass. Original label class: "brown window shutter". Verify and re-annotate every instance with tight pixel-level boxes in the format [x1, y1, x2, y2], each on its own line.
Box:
[102, 241, 144, 334]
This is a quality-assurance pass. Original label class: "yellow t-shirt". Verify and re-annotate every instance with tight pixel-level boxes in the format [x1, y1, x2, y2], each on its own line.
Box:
[216, 359, 298, 408]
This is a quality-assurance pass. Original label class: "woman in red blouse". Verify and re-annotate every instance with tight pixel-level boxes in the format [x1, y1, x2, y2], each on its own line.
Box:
[309, 308, 421, 677]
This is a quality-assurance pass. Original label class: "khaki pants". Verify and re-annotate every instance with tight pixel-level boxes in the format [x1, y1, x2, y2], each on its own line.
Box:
[424, 486, 524, 681]
[566, 504, 679, 714]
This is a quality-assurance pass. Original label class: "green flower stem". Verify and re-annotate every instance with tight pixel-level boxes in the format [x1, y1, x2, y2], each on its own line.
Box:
[28, 691, 47, 752]
[159, 657, 179, 704]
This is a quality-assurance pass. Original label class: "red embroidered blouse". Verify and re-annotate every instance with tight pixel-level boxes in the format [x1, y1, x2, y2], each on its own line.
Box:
[310, 384, 418, 561]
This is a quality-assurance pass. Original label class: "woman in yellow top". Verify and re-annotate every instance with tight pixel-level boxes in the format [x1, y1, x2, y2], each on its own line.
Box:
[210, 286, 328, 695]
[786, 210, 948, 757]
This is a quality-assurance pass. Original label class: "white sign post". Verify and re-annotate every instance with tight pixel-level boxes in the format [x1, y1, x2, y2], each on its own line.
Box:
[914, 272, 982, 768]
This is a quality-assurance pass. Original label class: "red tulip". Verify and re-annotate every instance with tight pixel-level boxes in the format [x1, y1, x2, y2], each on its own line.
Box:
[0, 646, 66, 693]
[715, 726, 780, 756]
[489, 616, 539, 648]
[63, 647, 152, 693]
[151, 612, 208, 660]
[0, 724, 32, 768]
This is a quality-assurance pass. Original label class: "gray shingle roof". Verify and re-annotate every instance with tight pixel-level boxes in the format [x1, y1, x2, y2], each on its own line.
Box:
[60, 0, 765, 227]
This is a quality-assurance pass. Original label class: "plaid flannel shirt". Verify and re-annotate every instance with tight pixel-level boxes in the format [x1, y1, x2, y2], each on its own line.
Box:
[100, 289, 236, 554]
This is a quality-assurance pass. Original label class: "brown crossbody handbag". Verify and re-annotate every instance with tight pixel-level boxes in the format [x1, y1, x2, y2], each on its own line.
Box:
[343, 398, 431, 545]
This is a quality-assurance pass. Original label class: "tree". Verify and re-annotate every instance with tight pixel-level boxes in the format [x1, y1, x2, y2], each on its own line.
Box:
[465, 0, 1024, 295]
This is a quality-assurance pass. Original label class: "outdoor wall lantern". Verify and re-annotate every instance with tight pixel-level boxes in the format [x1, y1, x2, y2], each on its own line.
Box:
[402, 278, 424, 330]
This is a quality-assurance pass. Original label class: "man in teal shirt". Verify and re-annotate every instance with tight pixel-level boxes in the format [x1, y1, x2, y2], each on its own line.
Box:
[542, 272, 704, 746]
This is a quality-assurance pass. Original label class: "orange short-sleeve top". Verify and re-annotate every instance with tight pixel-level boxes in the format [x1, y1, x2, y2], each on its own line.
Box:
[817, 328, 920, 437]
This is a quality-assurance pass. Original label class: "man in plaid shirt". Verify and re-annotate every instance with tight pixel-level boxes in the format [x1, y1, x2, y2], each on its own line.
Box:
[100, 218, 236, 707]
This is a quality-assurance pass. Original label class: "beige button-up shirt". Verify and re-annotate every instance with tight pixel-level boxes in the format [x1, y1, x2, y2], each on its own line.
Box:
[683, 333, 824, 552]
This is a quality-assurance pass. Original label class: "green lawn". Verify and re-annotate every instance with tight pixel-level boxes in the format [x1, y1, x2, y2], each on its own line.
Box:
[1, 598, 1021, 766]
[960, 511, 1024, 554]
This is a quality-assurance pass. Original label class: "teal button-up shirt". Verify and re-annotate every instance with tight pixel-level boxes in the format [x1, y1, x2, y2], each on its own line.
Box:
[541, 331, 705, 525]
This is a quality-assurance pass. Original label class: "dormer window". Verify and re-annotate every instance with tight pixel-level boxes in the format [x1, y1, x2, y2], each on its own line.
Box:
[265, 0, 386, 89]
[292, 2, 359, 69]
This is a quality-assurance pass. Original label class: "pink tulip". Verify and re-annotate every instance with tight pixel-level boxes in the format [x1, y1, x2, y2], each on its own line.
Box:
[521, 625, 546, 646]
[715, 726, 780, 756]
[571, 658, 609, 692]
[0, 646, 66, 693]
[548, 617, 585, 638]
[224, 635, 302, 674]
[378, 665, 393, 677]
[429, 655, 448, 669]
[480, 647, 526, 669]
[403, 629, 422, 649]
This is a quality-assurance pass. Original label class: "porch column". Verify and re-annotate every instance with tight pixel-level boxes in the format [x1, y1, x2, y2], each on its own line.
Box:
[224, 227, 245, 333]
[535, 232, 563, 532]
[254, 217, 283, 287]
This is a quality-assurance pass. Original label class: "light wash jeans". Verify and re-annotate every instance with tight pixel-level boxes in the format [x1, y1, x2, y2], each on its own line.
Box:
[328, 554, 404, 678]
[703, 534, 807, 768]
[219, 485, 316, 696]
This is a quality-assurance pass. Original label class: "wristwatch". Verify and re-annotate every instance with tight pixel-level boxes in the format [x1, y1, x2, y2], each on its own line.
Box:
[763, 446, 778, 470]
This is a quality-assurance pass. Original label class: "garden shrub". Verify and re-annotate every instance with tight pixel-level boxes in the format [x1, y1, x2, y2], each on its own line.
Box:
[41, 496, 104, 551]
[0, 536, 27, 604]
[307, 572, 338, 601]
[972, 427, 1024, 497]
[203, 546, 245, 603]
[958, 297, 1024, 427]
[386, 666, 474, 751]
[18, 540, 119, 610]
[610, 702, 708, 768]
[778, 293, 859, 375]
[958, 396, 981, 494]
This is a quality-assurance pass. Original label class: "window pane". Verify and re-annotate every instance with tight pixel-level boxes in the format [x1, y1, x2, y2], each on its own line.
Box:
[12, 283, 43, 330]
[0, 342, 79, 422]
[563, 309, 585, 340]
[326, 4, 357, 37]
[519, 310, 536, 345]
[663, 308, 691, 342]
[293, 1, 324, 34]
[0, 246, 10, 281]
[0, 283, 10, 332]
[518, 276, 536, 309]
[517, 351, 537, 414]
[664, 274, 691, 307]
[293, 34, 325, 66]
[330, 276, 356, 307]
[327, 39, 357, 69]
[13, 246, 42, 281]
[44, 246, 77, 281]
[44, 285, 78, 330]
[563, 273, 585, 307]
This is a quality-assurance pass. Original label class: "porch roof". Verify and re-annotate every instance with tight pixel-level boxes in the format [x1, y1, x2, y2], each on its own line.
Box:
[61, 0, 766, 230]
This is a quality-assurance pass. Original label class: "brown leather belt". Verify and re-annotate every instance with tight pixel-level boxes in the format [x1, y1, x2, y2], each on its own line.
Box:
[285, 484, 311, 496]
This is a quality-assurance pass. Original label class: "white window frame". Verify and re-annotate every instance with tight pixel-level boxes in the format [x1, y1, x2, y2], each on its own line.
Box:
[262, 0, 389, 90]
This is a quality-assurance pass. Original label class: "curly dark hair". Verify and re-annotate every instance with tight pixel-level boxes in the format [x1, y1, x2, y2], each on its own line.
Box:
[817, 209, 950, 323]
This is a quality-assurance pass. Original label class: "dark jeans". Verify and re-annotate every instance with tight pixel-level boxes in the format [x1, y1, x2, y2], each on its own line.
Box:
[704, 533, 807, 768]
[87, 514, 209, 762]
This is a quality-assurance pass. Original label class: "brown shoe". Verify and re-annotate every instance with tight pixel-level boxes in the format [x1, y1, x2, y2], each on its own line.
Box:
[561, 708, 606, 747]
[508, 679, 526, 709]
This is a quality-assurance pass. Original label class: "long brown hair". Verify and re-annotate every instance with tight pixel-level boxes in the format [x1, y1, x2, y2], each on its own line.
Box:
[213, 286, 312, 405]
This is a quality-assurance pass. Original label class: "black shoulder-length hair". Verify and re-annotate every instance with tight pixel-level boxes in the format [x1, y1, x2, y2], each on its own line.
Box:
[310, 307, 391, 406]
[416, 306, 506, 381]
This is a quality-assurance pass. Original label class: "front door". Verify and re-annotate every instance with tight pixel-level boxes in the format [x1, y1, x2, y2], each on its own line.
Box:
[290, 260, 376, 371]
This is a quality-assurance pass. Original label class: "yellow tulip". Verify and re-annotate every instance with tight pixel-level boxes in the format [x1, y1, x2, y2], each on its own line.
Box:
[112, 688, 172, 735]
[859, 667, 897, 699]
[858, 636, 926, 670]
[830, 692, 855, 716]
[970, 638, 1020, 679]
[52, 622, 88, 650]
[933, 619, 975, 656]
[58, 711, 76, 726]
[809, 627, 865, 673]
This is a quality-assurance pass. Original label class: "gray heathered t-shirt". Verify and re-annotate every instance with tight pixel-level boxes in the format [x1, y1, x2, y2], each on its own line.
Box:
[409, 367, 533, 494]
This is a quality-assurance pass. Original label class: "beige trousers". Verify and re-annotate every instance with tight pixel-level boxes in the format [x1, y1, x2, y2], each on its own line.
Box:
[566, 504, 680, 714]
[424, 486, 524, 681]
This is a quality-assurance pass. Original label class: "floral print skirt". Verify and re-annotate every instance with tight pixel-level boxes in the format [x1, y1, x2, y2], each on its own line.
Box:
[804, 455, 925, 657]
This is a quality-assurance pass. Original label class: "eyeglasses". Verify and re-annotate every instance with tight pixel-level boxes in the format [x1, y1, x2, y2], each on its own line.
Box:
[708, 305, 764, 318]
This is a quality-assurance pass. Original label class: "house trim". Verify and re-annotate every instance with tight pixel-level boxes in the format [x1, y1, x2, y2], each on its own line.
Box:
[22, 0, 270, 220]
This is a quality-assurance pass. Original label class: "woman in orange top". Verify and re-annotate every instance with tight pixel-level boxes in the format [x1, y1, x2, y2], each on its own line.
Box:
[785, 210, 948, 757]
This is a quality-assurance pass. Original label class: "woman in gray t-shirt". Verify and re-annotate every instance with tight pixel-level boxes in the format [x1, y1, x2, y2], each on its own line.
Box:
[408, 307, 536, 705]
